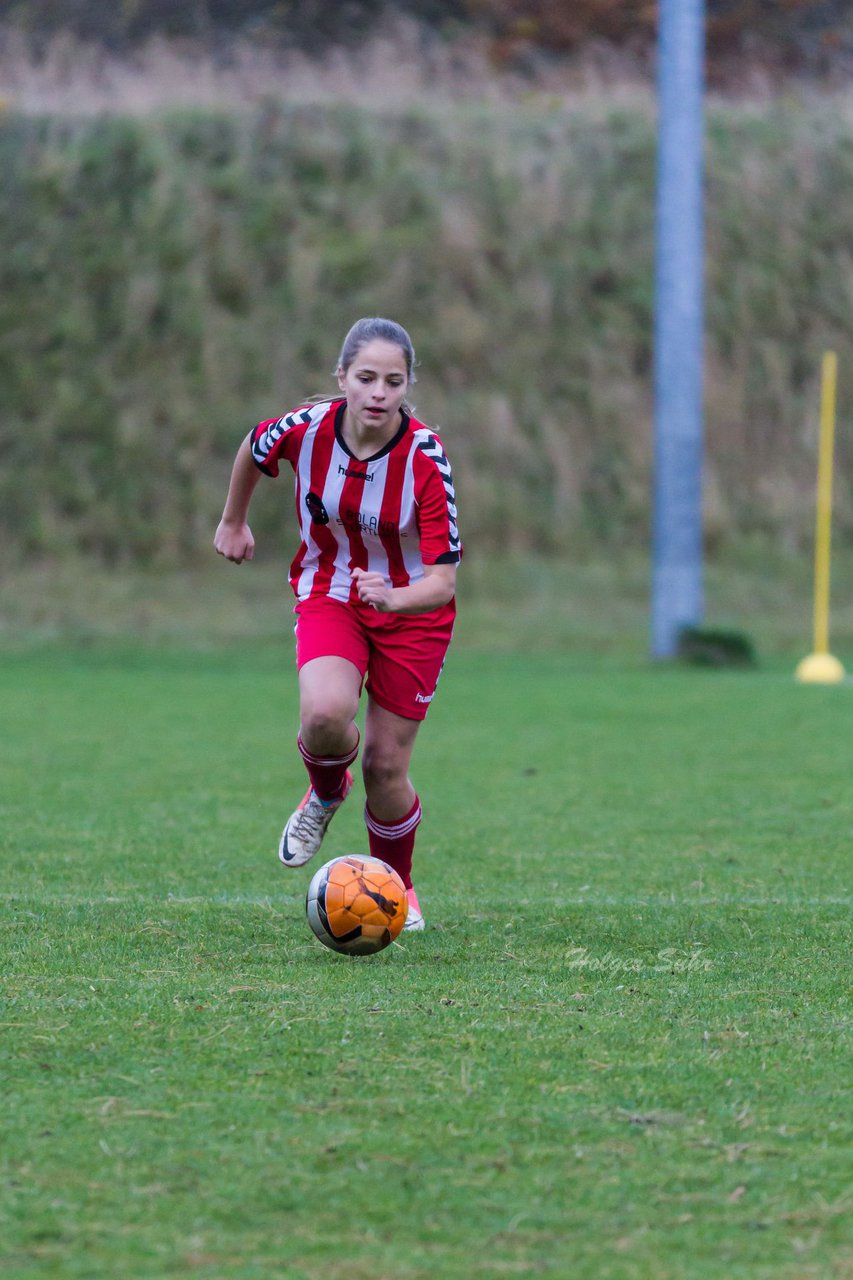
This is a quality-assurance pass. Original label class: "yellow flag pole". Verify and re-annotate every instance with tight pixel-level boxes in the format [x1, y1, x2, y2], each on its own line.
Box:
[796, 351, 845, 683]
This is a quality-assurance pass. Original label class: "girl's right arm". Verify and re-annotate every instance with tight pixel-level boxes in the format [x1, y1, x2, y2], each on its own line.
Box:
[214, 433, 261, 563]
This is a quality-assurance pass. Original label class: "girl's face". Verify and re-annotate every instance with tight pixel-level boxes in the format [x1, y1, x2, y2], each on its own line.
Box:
[337, 339, 409, 436]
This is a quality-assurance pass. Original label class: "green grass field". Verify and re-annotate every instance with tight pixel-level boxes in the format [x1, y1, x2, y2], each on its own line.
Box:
[2, 600, 851, 1277]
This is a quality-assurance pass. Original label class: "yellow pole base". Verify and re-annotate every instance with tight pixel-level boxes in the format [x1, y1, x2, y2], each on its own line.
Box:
[795, 652, 846, 684]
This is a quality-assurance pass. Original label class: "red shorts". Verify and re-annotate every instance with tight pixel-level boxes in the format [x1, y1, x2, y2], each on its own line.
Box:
[294, 596, 455, 721]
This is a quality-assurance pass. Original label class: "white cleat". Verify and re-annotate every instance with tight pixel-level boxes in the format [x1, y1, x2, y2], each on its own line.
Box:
[402, 886, 425, 932]
[278, 772, 353, 868]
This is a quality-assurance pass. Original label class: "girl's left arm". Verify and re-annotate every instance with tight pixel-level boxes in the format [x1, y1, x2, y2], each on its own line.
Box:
[351, 563, 457, 614]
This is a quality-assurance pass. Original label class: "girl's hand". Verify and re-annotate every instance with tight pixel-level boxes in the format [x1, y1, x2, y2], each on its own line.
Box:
[351, 567, 392, 611]
[214, 519, 255, 563]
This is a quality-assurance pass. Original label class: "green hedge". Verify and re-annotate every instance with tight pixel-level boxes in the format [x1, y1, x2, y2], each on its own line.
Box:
[1, 98, 850, 564]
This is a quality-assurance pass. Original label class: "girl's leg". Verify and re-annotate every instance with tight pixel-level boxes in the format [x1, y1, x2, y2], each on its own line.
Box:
[361, 699, 423, 909]
[279, 656, 362, 867]
[297, 656, 362, 799]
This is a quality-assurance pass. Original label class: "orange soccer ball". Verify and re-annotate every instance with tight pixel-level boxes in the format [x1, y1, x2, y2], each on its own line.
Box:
[305, 855, 408, 956]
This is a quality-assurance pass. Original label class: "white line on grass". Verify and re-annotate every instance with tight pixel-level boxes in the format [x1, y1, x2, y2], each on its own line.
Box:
[1, 893, 850, 908]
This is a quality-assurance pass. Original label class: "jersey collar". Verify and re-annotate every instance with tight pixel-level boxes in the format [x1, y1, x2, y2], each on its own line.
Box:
[333, 400, 409, 463]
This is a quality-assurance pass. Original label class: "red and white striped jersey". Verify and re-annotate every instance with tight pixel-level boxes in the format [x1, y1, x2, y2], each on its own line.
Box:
[250, 398, 462, 606]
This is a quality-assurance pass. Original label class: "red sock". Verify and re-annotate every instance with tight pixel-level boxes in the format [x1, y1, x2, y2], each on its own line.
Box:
[297, 731, 359, 802]
[364, 795, 421, 890]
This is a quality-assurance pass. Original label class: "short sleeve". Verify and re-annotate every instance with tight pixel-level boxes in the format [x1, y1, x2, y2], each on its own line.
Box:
[250, 417, 289, 477]
[414, 433, 462, 565]
[250, 406, 318, 477]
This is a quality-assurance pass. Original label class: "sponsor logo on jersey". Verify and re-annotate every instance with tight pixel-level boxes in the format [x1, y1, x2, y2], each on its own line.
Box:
[415, 691, 434, 704]
[338, 508, 399, 539]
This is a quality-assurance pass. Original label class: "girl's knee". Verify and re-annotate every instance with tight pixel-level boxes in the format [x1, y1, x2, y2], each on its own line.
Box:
[361, 743, 405, 794]
[300, 700, 358, 749]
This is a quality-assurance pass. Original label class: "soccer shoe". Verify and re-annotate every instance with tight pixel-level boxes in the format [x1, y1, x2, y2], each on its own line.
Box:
[278, 771, 353, 868]
[402, 886, 425, 932]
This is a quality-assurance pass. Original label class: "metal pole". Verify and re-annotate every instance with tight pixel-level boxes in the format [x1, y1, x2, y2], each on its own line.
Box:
[795, 352, 846, 684]
[651, 0, 706, 658]
[812, 351, 838, 657]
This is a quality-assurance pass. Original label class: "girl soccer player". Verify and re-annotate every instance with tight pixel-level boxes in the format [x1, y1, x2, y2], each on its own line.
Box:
[214, 317, 461, 931]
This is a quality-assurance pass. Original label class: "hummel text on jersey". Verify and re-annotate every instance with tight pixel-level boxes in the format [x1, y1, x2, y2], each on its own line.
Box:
[337, 464, 374, 482]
